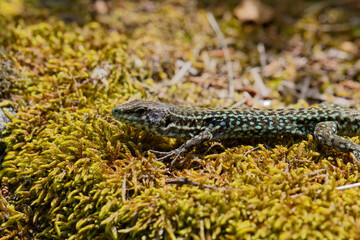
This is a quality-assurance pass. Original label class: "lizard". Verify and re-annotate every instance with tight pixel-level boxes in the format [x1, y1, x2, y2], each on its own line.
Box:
[112, 100, 360, 166]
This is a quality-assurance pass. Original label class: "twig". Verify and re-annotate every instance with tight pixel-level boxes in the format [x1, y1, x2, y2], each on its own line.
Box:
[206, 12, 234, 99]
[291, 182, 360, 198]
[165, 177, 218, 190]
[170, 61, 192, 85]
[257, 42, 267, 67]
[303, 168, 326, 178]
[250, 67, 270, 98]
[299, 76, 311, 100]
[122, 174, 127, 202]
[336, 182, 360, 191]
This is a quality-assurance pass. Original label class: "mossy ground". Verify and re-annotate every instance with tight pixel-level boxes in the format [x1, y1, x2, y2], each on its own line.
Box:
[1, 0, 360, 239]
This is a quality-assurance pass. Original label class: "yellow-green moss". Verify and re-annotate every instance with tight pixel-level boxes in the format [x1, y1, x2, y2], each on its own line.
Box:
[1, 0, 360, 239]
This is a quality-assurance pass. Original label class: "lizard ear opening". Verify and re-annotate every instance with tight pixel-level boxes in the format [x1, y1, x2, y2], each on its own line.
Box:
[147, 110, 166, 124]
[164, 115, 172, 128]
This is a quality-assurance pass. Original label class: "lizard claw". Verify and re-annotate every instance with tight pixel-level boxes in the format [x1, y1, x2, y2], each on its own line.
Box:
[148, 149, 172, 155]
[149, 148, 184, 167]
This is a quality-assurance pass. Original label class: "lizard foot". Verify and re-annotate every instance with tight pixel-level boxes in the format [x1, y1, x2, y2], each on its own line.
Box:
[149, 148, 184, 167]
[350, 151, 360, 165]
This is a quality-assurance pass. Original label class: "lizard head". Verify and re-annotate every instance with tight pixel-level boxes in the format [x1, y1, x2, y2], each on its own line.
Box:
[112, 100, 171, 135]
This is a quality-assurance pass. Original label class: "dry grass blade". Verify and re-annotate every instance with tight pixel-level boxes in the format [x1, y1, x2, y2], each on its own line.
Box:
[206, 12, 234, 99]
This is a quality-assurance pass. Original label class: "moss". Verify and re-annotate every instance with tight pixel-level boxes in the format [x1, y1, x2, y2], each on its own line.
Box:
[1, 0, 360, 239]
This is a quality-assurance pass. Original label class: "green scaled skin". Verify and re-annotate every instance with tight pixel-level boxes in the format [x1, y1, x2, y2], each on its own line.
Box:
[112, 100, 360, 165]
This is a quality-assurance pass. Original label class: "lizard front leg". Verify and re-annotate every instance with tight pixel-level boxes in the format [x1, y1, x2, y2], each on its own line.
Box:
[314, 121, 360, 161]
[151, 130, 213, 166]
